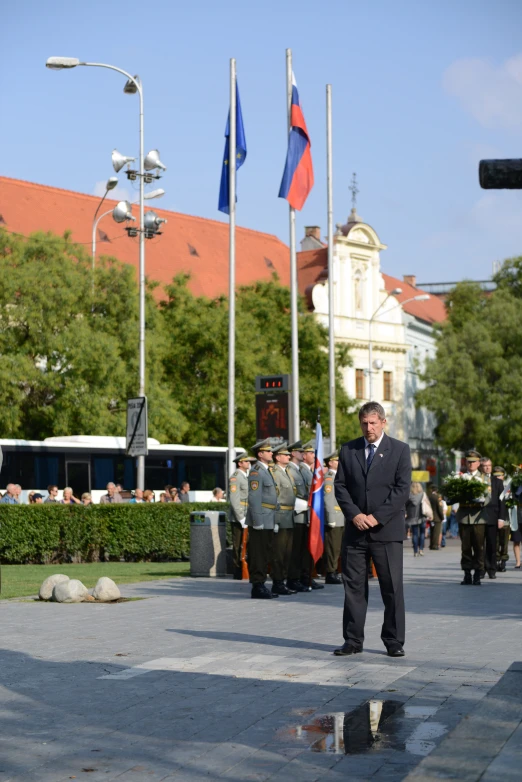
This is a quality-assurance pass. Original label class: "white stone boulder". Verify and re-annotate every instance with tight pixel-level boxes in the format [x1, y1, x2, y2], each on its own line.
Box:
[39, 574, 70, 601]
[92, 577, 121, 602]
[52, 579, 89, 603]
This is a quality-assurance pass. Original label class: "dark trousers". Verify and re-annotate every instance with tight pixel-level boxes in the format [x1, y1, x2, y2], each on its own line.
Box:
[485, 525, 498, 574]
[288, 524, 311, 581]
[271, 528, 293, 581]
[231, 521, 243, 571]
[459, 524, 486, 572]
[497, 526, 510, 563]
[341, 535, 405, 651]
[430, 521, 442, 549]
[324, 526, 344, 573]
[247, 528, 273, 584]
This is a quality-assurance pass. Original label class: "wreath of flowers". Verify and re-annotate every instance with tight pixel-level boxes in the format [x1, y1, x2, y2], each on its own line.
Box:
[507, 470, 522, 507]
[441, 473, 487, 505]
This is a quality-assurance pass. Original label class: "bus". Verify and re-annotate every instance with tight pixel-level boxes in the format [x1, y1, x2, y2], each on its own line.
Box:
[0, 436, 234, 502]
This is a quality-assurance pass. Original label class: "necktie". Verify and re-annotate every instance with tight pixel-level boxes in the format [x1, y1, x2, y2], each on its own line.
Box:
[367, 443, 376, 470]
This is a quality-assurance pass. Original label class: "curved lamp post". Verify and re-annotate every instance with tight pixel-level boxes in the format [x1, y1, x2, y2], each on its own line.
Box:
[47, 56, 166, 489]
[368, 291, 430, 400]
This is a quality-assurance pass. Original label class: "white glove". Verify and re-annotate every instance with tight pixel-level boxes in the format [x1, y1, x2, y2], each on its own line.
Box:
[327, 522, 336, 528]
[274, 524, 279, 533]
[252, 523, 264, 530]
[239, 517, 247, 528]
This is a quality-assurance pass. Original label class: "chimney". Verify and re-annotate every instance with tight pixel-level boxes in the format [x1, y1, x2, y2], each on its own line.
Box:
[305, 226, 321, 241]
[403, 274, 416, 288]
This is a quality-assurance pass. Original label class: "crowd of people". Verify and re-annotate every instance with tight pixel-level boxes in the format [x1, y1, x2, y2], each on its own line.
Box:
[0, 480, 195, 505]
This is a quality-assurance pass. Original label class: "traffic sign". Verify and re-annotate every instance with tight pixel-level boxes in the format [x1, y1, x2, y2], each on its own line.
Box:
[126, 397, 148, 457]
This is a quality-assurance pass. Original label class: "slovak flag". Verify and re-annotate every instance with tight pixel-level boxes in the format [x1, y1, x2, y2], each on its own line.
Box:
[308, 421, 325, 562]
[278, 73, 314, 211]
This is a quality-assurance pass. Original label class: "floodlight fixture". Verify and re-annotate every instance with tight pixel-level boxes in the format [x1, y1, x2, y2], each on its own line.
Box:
[112, 200, 135, 224]
[112, 149, 136, 173]
[143, 210, 167, 237]
[46, 56, 81, 70]
[144, 149, 167, 172]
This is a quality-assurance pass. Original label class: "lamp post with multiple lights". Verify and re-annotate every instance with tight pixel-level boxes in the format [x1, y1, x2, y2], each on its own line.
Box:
[46, 56, 167, 489]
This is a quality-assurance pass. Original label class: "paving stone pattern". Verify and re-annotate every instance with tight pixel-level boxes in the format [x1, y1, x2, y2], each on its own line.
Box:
[0, 539, 521, 781]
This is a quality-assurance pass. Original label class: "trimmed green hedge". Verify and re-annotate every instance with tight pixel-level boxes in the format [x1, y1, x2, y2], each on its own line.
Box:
[0, 503, 229, 564]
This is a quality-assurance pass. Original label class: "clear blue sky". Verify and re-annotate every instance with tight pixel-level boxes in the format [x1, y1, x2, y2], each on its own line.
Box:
[3, 0, 522, 283]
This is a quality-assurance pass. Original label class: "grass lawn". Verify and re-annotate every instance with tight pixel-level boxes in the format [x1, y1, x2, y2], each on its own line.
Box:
[0, 562, 190, 600]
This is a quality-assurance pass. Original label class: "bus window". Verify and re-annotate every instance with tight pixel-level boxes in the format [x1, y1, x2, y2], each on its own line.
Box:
[93, 457, 114, 490]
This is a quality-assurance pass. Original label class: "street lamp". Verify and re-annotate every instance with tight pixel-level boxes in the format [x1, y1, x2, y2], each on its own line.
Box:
[91, 176, 119, 268]
[368, 290, 430, 401]
[47, 56, 166, 490]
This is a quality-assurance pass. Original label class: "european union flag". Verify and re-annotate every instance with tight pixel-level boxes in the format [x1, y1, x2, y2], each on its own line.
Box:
[218, 83, 247, 214]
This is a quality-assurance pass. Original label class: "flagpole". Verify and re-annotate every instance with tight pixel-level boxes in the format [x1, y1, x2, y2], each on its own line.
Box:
[286, 48, 300, 443]
[228, 58, 237, 476]
[326, 84, 335, 452]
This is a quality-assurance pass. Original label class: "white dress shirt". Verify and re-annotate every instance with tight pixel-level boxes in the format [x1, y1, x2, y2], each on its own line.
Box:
[364, 432, 385, 461]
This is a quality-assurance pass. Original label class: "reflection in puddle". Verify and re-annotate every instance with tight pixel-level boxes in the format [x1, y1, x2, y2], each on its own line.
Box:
[279, 699, 447, 757]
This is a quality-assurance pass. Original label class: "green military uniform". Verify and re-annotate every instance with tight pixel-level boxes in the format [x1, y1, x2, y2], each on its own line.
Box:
[323, 453, 344, 582]
[457, 450, 488, 583]
[246, 439, 279, 599]
[286, 445, 311, 591]
[495, 468, 510, 569]
[270, 444, 296, 592]
[228, 452, 254, 579]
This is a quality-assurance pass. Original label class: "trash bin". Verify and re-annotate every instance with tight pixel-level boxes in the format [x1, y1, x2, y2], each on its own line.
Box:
[190, 511, 227, 577]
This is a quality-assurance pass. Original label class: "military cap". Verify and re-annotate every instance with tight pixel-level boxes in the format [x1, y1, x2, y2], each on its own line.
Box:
[302, 440, 316, 453]
[233, 451, 256, 464]
[325, 450, 339, 462]
[251, 438, 274, 453]
[288, 440, 304, 452]
[273, 442, 291, 457]
[493, 466, 506, 477]
[465, 449, 482, 462]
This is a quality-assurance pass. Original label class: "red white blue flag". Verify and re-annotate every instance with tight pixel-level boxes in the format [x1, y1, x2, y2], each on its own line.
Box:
[308, 421, 325, 562]
[278, 73, 314, 211]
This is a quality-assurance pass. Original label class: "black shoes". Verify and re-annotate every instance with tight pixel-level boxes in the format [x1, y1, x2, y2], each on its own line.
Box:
[473, 570, 481, 585]
[387, 646, 405, 658]
[325, 573, 342, 585]
[488, 571, 496, 580]
[309, 579, 325, 590]
[286, 579, 310, 592]
[271, 580, 297, 596]
[461, 570, 472, 585]
[334, 643, 362, 656]
[251, 583, 279, 599]
[499, 561, 507, 573]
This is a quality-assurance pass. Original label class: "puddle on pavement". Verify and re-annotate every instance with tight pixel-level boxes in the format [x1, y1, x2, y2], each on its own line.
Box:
[278, 700, 447, 757]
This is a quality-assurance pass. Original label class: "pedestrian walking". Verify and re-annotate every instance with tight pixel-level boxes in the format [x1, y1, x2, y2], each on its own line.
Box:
[323, 451, 344, 584]
[405, 482, 426, 557]
[247, 439, 279, 600]
[270, 443, 297, 596]
[333, 402, 411, 658]
[228, 452, 252, 580]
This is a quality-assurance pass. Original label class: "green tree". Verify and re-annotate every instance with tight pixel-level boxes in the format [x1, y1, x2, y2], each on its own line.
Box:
[0, 229, 187, 441]
[160, 274, 358, 447]
[418, 259, 522, 466]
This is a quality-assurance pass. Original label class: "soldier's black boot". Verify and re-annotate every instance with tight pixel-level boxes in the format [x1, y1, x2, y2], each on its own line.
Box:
[487, 570, 496, 579]
[271, 580, 296, 596]
[499, 561, 507, 572]
[473, 570, 481, 585]
[460, 570, 472, 585]
[233, 567, 243, 580]
[325, 572, 342, 584]
[251, 583, 278, 599]
[287, 579, 310, 592]
[308, 579, 325, 590]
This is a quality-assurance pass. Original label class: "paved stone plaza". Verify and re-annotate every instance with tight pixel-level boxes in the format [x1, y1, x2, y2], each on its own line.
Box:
[1, 540, 521, 781]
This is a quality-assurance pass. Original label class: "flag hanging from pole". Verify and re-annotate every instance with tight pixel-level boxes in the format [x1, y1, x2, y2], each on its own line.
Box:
[218, 83, 247, 214]
[278, 72, 314, 211]
[308, 421, 325, 562]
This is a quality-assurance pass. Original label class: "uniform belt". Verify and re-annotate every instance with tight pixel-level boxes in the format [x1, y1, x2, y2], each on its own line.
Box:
[334, 506, 341, 511]
[279, 505, 294, 511]
[262, 503, 276, 509]
[240, 500, 247, 506]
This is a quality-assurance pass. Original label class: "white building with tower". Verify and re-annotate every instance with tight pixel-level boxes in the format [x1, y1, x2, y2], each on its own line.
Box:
[297, 204, 446, 473]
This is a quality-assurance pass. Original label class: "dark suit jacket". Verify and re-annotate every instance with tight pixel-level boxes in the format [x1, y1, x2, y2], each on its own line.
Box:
[334, 432, 411, 543]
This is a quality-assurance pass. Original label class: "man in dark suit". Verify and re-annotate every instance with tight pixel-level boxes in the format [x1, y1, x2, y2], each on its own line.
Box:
[334, 402, 411, 658]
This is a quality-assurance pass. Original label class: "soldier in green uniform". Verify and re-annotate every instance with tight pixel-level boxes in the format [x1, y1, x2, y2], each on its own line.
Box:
[493, 466, 510, 572]
[288, 441, 324, 590]
[247, 439, 280, 599]
[270, 443, 297, 595]
[323, 451, 344, 584]
[228, 452, 255, 580]
[286, 441, 312, 592]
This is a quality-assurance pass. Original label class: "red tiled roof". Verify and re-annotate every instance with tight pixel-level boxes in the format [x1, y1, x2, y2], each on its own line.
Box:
[0, 177, 290, 297]
[297, 247, 446, 324]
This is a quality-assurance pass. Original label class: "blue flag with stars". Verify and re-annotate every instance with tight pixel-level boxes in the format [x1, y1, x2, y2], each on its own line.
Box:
[218, 83, 247, 214]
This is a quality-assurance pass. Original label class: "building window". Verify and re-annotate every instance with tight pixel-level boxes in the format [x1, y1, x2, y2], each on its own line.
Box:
[383, 371, 393, 401]
[356, 369, 365, 399]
